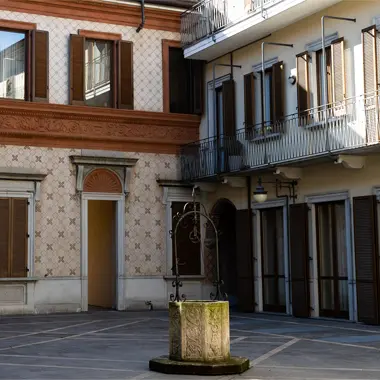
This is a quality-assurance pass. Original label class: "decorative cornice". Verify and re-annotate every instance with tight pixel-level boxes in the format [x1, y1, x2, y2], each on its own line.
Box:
[0, 0, 182, 33]
[0, 100, 200, 154]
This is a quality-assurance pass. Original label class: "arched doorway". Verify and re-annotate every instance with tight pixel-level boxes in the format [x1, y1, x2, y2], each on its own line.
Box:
[211, 199, 238, 309]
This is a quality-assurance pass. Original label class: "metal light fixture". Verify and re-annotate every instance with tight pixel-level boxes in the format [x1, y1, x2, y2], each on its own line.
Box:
[253, 177, 298, 204]
[253, 178, 268, 203]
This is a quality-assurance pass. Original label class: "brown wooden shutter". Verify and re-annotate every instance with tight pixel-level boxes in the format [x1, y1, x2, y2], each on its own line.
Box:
[289, 203, 310, 318]
[353, 196, 380, 325]
[11, 199, 28, 278]
[244, 73, 255, 132]
[32, 30, 49, 102]
[0, 199, 10, 278]
[25, 30, 33, 101]
[118, 41, 134, 110]
[222, 79, 236, 136]
[272, 61, 284, 130]
[69, 34, 85, 105]
[235, 209, 254, 312]
[296, 52, 310, 121]
[191, 60, 204, 115]
[362, 26, 378, 94]
[331, 38, 345, 103]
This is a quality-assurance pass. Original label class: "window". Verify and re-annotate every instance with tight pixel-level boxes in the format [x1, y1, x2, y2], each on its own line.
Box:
[0, 198, 28, 278]
[163, 40, 204, 115]
[70, 31, 133, 109]
[85, 39, 112, 107]
[171, 202, 201, 276]
[245, 61, 284, 136]
[0, 30, 25, 100]
[0, 22, 49, 102]
[316, 46, 333, 106]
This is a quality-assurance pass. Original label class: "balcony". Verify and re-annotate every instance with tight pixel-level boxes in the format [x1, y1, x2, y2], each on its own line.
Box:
[180, 92, 380, 182]
[181, 0, 342, 60]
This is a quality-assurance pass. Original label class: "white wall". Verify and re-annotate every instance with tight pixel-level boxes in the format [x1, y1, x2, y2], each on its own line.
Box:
[201, 1, 380, 139]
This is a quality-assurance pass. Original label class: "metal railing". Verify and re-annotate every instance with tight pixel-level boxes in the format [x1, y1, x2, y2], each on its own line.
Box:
[180, 0, 285, 47]
[181, 0, 229, 47]
[180, 92, 380, 181]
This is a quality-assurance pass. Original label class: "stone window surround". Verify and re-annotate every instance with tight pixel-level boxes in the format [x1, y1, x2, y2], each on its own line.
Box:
[0, 168, 47, 281]
[160, 182, 205, 280]
[304, 191, 355, 321]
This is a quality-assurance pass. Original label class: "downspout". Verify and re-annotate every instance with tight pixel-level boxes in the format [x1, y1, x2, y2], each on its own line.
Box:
[136, 0, 145, 33]
[247, 176, 255, 310]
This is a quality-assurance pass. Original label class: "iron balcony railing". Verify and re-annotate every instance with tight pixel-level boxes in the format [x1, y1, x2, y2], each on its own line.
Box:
[180, 91, 380, 181]
[181, 0, 284, 47]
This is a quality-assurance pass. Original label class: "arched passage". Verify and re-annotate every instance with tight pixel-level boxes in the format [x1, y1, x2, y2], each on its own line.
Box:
[211, 199, 238, 309]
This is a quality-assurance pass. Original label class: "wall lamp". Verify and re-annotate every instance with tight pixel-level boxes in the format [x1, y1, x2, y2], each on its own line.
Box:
[253, 177, 298, 204]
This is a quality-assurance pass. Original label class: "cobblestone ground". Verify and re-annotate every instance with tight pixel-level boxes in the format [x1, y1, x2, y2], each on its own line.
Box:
[0, 310, 380, 379]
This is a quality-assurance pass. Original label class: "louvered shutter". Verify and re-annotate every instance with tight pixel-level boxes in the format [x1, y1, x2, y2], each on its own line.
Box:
[25, 30, 33, 101]
[362, 26, 379, 143]
[296, 52, 310, 124]
[362, 26, 377, 95]
[32, 30, 49, 102]
[289, 203, 310, 318]
[235, 209, 254, 312]
[118, 41, 134, 109]
[353, 196, 380, 325]
[222, 79, 236, 136]
[0, 199, 10, 278]
[331, 38, 345, 103]
[272, 61, 284, 131]
[244, 73, 255, 134]
[69, 34, 85, 105]
[11, 199, 28, 278]
[191, 60, 204, 115]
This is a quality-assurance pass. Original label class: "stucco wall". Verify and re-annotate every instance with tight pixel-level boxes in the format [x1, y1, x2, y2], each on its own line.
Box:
[200, 1, 380, 139]
[0, 145, 180, 279]
[1, 11, 179, 112]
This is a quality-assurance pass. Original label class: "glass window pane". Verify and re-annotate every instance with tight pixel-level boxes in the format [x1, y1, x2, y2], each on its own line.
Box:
[339, 280, 349, 312]
[317, 204, 334, 277]
[320, 279, 334, 311]
[0, 31, 25, 100]
[276, 208, 284, 276]
[262, 209, 276, 275]
[335, 203, 348, 277]
[85, 40, 112, 107]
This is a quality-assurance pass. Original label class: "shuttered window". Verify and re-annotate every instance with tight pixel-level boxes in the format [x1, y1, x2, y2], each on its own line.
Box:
[289, 203, 310, 318]
[222, 79, 236, 136]
[0, 27, 49, 102]
[166, 46, 204, 115]
[0, 198, 28, 278]
[353, 196, 380, 325]
[331, 38, 346, 103]
[171, 202, 201, 276]
[70, 34, 133, 109]
[296, 51, 310, 121]
[244, 73, 255, 133]
[362, 25, 378, 95]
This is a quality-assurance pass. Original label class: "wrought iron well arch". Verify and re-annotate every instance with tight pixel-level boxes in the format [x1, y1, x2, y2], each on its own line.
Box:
[170, 187, 227, 302]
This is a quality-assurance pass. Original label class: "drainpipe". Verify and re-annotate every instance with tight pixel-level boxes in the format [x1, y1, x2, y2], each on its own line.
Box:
[136, 0, 145, 33]
[321, 16, 355, 150]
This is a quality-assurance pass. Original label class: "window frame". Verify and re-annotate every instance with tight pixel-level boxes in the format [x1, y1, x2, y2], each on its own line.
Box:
[0, 20, 37, 102]
[0, 191, 34, 279]
[316, 46, 333, 107]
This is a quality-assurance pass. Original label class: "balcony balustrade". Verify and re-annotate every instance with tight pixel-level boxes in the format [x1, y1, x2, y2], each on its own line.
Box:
[180, 91, 380, 181]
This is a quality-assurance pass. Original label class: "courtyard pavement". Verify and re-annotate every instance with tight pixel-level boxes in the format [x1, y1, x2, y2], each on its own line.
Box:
[0, 311, 380, 379]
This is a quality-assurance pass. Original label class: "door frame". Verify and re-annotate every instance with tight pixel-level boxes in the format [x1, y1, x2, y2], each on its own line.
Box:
[253, 198, 290, 314]
[305, 191, 354, 320]
[81, 192, 125, 311]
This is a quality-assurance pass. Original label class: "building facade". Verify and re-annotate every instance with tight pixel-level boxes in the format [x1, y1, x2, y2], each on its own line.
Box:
[180, 0, 380, 324]
[0, 0, 221, 314]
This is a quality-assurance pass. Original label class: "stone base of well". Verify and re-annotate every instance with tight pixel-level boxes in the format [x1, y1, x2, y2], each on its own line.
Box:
[149, 356, 250, 375]
[169, 301, 230, 363]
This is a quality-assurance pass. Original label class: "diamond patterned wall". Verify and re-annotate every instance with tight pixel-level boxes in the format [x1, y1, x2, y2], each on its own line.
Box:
[1, 11, 180, 112]
[0, 145, 180, 277]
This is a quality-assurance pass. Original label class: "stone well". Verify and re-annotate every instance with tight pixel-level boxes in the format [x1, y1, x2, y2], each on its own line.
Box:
[149, 301, 249, 375]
